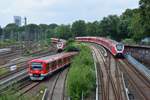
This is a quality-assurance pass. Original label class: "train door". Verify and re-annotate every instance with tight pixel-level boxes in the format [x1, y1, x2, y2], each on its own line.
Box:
[46, 63, 50, 72]
[61, 58, 63, 66]
[64, 57, 67, 64]
[67, 57, 70, 64]
[58, 59, 62, 67]
[51, 61, 57, 71]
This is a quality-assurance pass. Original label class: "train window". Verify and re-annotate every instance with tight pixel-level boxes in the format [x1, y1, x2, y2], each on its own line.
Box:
[52, 61, 56, 67]
[58, 59, 62, 65]
[46, 63, 51, 71]
[116, 44, 124, 51]
[68, 57, 70, 62]
[61, 59, 63, 65]
[64, 57, 67, 63]
[31, 62, 42, 70]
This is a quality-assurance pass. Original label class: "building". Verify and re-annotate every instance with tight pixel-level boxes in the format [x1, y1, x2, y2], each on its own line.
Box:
[14, 16, 21, 26]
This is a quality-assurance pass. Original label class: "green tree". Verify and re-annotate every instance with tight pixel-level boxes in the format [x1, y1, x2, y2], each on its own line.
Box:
[0, 26, 3, 41]
[100, 15, 120, 40]
[46, 28, 56, 38]
[49, 23, 58, 29]
[55, 24, 72, 39]
[0, 26, 2, 36]
[120, 9, 136, 38]
[72, 20, 86, 37]
[3, 23, 19, 40]
[39, 24, 49, 40]
[119, 9, 132, 39]
[139, 0, 150, 37]
[39, 24, 49, 32]
[129, 9, 144, 41]
[26, 24, 41, 41]
[86, 21, 99, 36]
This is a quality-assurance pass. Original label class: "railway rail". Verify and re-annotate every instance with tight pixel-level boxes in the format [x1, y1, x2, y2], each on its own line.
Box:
[91, 43, 150, 100]
[118, 59, 150, 100]
[0, 46, 54, 66]
[0, 69, 28, 93]
[90, 44, 128, 100]
[13, 67, 70, 100]
[44, 68, 69, 100]
[18, 81, 40, 96]
[1, 57, 70, 100]
[92, 44, 150, 100]
[0, 52, 56, 81]
[0, 51, 56, 94]
[0, 50, 22, 65]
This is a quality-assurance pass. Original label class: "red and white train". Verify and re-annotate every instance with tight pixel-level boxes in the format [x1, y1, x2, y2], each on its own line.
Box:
[56, 41, 66, 52]
[76, 37, 124, 57]
[51, 38, 60, 43]
[28, 52, 77, 80]
[51, 38, 66, 52]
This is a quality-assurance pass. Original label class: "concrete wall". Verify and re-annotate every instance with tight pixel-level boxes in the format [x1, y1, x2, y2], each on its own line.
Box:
[125, 45, 150, 69]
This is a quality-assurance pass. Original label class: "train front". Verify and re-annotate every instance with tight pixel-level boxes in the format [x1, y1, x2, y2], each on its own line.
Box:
[57, 42, 65, 52]
[28, 60, 47, 80]
[115, 43, 125, 57]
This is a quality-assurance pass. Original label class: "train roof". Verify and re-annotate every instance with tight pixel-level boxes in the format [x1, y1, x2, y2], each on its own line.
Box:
[99, 37, 118, 45]
[29, 52, 77, 63]
[76, 36, 120, 45]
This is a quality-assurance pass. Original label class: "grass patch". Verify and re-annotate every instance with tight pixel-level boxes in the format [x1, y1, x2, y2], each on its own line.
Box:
[65, 40, 80, 52]
[0, 67, 9, 75]
[0, 85, 29, 100]
[67, 43, 96, 100]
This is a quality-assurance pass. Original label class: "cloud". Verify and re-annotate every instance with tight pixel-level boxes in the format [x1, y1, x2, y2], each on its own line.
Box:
[0, 0, 139, 27]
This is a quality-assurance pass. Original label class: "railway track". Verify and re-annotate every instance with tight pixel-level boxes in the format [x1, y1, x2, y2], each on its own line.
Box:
[0, 64, 27, 80]
[98, 46, 123, 100]
[0, 49, 56, 78]
[0, 70, 28, 93]
[0, 64, 70, 100]
[0, 47, 54, 66]
[118, 59, 150, 100]
[108, 53, 127, 100]
[15, 67, 70, 100]
[0, 50, 22, 65]
[46, 68, 69, 100]
[18, 81, 40, 96]
[0, 51, 56, 94]
[90, 44, 128, 100]
[90, 42, 150, 100]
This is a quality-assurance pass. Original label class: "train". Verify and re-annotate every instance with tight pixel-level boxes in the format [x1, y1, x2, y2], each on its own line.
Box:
[51, 38, 66, 52]
[28, 52, 77, 80]
[76, 36, 124, 57]
[56, 41, 66, 52]
[51, 38, 60, 43]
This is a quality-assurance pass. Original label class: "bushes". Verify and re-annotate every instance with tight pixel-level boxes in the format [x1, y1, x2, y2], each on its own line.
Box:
[122, 38, 136, 45]
[0, 88, 28, 100]
[0, 39, 17, 47]
[67, 44, 96, 100]
[65, 40, 80, 52]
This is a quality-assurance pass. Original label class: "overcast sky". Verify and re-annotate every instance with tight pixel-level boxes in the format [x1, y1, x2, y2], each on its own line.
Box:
[0, 0, 139, 27]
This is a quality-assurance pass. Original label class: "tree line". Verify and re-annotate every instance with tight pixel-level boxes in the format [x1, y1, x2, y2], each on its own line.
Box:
[0, 0, 149, 44]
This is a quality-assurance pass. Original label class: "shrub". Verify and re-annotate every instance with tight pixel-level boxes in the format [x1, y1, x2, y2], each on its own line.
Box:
[67, 44, 96, 100]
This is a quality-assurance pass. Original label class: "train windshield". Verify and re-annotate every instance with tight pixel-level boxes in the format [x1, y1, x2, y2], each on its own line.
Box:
[57, 43, 62, 47]
[116, 44, 124, 51]
[31, 62, 42, 70]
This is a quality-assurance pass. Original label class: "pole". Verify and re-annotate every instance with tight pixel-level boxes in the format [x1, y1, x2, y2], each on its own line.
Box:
[82, 91, 83, 100]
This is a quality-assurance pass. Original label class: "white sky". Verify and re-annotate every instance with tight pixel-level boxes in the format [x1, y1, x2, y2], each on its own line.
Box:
[0, 0, 139, 27]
